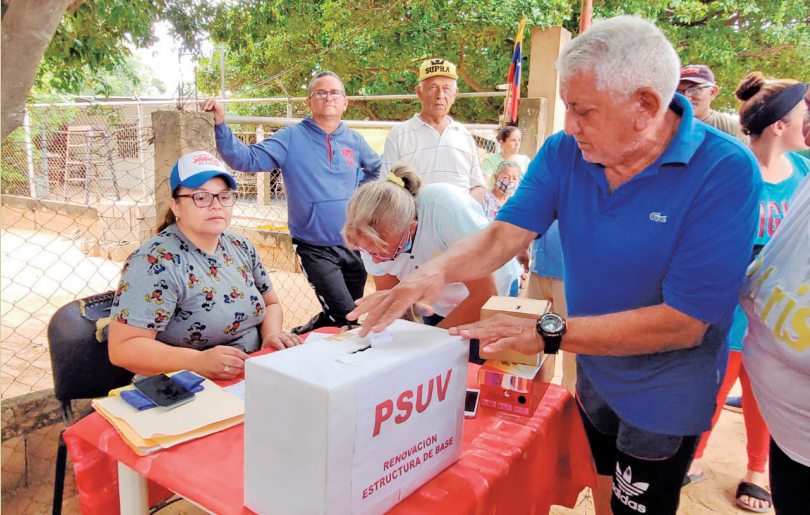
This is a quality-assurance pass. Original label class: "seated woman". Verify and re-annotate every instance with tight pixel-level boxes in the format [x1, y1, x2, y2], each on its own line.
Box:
[482, 160, 521, 222]
[343, 162, 522, 334]
[109, 151, 301, 381]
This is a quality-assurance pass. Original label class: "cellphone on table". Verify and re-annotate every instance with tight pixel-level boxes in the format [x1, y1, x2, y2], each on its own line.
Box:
[133, 373, 195, 410]
[464, 388, 480, 418]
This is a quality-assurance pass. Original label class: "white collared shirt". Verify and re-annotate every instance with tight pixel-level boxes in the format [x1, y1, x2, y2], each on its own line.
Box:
[382, 114, 485, 191]
[362, 184, 521, 317]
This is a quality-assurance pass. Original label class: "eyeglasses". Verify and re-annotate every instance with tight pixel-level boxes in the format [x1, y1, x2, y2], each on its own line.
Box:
[358, 228, 411, 262]
[311, 90, 345, 100]
[175, 191, 239, 207]
[677, 84, 713, 97]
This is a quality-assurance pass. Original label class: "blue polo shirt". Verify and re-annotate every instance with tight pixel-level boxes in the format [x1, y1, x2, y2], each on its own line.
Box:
[497, 95, 761, 435]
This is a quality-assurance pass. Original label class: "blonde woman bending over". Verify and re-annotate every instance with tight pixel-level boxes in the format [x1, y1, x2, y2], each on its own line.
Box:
[343, 162, 521, 361]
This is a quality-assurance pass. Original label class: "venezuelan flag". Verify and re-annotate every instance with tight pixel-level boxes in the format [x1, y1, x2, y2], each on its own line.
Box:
[506, 19, 527, 123]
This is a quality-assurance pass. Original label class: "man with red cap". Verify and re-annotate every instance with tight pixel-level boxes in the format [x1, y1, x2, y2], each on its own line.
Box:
[679, 64, 747, 143]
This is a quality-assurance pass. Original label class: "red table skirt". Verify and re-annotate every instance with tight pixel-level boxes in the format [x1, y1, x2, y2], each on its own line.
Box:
[65, 341, 596, 515]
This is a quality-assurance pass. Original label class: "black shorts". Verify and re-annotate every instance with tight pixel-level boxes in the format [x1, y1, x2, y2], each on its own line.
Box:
[576, 366, 698, 515]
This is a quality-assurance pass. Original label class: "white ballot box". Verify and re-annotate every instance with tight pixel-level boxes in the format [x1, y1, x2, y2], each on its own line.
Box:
[244, 319, 468, 515]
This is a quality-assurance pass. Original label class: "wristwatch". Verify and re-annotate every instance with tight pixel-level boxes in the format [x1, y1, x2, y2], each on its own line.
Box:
[536, 313, 567, 355]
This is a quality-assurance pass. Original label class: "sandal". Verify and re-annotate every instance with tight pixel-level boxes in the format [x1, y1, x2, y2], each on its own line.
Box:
[735, 481, 772, 513]
[682, 472, 706, 487]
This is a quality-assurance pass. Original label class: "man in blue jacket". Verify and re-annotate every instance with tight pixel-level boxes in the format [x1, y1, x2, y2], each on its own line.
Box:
[202, 71, 381, 333]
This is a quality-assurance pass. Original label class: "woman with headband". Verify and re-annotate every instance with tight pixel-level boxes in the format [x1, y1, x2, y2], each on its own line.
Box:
[740, 81, 810, 515]
[685, 74, 809, 513]
[342, 163, 522, 361]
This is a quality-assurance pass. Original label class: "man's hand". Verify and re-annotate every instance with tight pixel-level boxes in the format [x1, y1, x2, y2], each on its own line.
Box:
[347, 261, 446, 336]
[449, 313, 542, 357]
[200, 99, 226, 125]
[261, 332, 303, 351]
[516, 247, 531, 274]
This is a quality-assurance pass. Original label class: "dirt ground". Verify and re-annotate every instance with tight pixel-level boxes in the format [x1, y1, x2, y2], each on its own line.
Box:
[551, 380, 762, 515]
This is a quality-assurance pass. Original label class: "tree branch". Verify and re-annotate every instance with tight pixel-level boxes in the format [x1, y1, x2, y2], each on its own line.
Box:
[457, 42, 485, 92]
[1, 0, 77, 141]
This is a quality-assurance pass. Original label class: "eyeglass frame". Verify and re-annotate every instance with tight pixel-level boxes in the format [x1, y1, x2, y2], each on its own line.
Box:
[310, 90, 345, 100]
[357, 225, 413, 262]
[174, 191, 239, 208]
[677, 84, 715, 97]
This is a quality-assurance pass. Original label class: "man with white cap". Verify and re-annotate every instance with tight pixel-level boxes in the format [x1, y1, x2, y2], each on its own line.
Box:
[678, 64, 747, 142]
[382, 58, 487, 202]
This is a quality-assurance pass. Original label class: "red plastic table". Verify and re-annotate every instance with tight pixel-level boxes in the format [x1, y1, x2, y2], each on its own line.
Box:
[64, 331, 596, 515]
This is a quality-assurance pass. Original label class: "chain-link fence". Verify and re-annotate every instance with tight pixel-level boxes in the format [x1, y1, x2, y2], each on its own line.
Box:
[1, 98, 502, 403]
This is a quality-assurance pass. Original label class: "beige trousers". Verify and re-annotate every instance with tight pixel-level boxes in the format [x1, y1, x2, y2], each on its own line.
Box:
[527, 273, 576, 395]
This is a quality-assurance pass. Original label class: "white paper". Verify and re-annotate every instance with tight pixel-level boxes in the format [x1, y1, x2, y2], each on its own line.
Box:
[224, 380, 245, 400]
[370, 330, 393, 347]
[98, 379, 244, 438]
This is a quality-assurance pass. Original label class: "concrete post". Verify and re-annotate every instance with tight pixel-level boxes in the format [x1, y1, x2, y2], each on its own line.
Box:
[517, 97, 548, 158]
[526, 26, 571, 141]
[255, 126, 273, 206]
[151, 110, 216, 229]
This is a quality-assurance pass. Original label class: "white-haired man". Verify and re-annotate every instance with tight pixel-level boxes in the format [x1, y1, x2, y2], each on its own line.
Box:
[382, 58, 487, 202]
[349, 16, 760, 515]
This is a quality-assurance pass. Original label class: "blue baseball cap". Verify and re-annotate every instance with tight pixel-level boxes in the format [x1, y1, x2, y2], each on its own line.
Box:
[170, 151, 238, 191]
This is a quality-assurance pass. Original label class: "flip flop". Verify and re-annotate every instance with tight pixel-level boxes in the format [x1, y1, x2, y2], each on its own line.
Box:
[724, 395, 743, 414]
[681, 472, 706, 487]
[735, 481, 773, 513]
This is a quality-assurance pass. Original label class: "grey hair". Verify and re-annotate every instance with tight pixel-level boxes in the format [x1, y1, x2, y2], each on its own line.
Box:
[307, 71, 346, 96]
[556, 15, 680, 114]
[495, 160, 520, 175]
[343, 162, 422, 251]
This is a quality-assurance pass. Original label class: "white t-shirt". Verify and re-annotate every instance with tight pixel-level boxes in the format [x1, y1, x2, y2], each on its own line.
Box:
[741, 173, 810, 467]
[382, 114, 486, 192]
[362, 183, 521, 317]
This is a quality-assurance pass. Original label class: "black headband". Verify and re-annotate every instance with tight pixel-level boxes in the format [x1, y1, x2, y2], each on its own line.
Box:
[745, 82, 809, 135]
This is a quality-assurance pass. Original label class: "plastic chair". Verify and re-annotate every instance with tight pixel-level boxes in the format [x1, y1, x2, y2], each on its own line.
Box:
[47, 290, 135, 515]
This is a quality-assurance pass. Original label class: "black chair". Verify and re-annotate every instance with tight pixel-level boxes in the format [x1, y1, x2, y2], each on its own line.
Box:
[48, 290, 135, 515]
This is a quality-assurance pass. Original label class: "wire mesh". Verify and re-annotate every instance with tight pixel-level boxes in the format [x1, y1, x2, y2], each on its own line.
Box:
[1, 99, 501, 401]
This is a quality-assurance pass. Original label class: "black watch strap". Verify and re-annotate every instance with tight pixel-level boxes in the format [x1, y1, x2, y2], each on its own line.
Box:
[542, 333, 563, 355]
[536, 313, 566, 355]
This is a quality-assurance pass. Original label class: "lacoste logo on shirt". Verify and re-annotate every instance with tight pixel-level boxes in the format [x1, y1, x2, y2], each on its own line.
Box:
[613, 465, 649, 513]
[649, 212, 667, 223]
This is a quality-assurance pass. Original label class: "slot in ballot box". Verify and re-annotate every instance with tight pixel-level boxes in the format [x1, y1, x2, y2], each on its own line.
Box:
[244, 320, 468, 515]
[479, 296, 551, 366]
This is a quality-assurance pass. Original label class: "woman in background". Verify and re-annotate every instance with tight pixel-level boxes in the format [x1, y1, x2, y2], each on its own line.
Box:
[685, 74, 809, 513]
[481, 160, 521, 222]
[481, 126, 531, 186]
[740, 80, 810, 515]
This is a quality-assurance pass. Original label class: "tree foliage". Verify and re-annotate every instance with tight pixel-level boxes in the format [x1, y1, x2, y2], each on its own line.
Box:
[598, 0, 810, 111]
[75, 55, 167, 97]
[199, 0, 810, 122]
[37, 0, 217, 95]
[200, 0, 572, 124]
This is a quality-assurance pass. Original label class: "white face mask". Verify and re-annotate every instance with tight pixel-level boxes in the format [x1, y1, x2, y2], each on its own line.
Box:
[496, 178, 518, 196]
